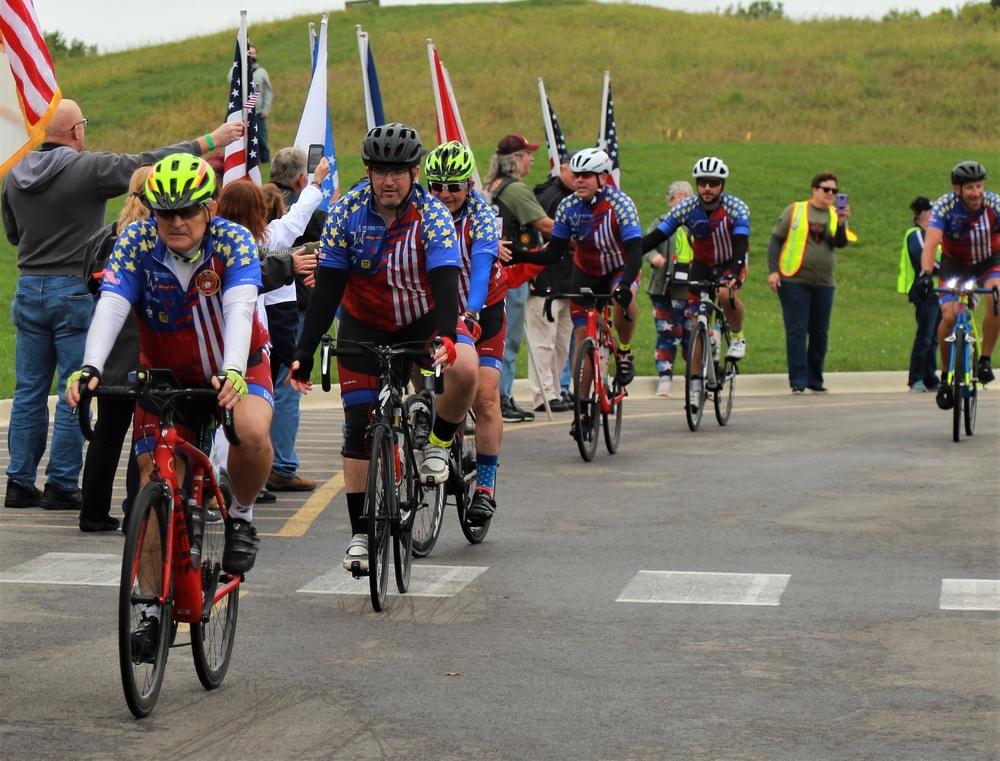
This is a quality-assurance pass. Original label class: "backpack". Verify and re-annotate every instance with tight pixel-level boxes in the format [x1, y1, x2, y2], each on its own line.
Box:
[81, 222, 118, 296]
[483, 176, 540, 259]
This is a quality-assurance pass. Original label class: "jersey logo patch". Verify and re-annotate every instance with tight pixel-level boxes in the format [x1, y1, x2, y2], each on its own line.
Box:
[195, 270, 222, 297]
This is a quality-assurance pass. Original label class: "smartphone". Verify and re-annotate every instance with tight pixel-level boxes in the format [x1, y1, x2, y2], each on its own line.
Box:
[836, 193, 848, 213]
[307, 144, 324, 173]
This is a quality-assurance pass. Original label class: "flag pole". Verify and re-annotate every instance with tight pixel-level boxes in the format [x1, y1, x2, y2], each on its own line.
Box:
[239, 11, 249, 138]
[538, 78, 559, 178]
[598, 70, 610, 152]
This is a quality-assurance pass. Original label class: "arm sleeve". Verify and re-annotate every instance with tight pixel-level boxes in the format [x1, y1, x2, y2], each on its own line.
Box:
[907, 229, 924, 272]
[620, 236, 643, 286]
[833, 223, 849, 249]
[259, 251, 294, 292]
[265, 184, 323, 249]
[466, 251, 495, 315]
[515, 236, 567, 266]
[731, 234, 748, 271]
[429, 265, 460, 341]
[294, 266, 348, 371]
[82, 292, 132, 373]
[641, 226, 669, 254]
[221, 284, 258, 374]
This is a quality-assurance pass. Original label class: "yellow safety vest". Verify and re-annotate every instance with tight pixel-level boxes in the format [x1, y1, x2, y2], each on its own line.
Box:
[674, 228, 693, 265]
[779, 201, 838, 278]
[897, 226, 920, 294]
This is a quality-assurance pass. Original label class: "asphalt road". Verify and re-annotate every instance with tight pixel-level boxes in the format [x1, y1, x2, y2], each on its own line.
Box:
[1, 384, 997, 760]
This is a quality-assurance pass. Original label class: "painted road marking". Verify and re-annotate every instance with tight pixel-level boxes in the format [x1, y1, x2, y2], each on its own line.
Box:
[0, 552, 119, 586]
[299, 564, 488, 598]
[940, 579, 1000, 611]
[616, 571, 791, 606]
[269, 470, 345, 538]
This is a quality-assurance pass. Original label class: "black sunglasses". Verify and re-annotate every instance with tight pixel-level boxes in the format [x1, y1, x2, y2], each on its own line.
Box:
[816, 185, 838, 193]
[697, 178, 722, 188]
[154, 206, 205, 221]
[429, 180, 469, 193]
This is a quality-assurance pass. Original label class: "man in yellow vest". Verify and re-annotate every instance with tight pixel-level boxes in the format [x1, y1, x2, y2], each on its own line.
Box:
[767, 172, 851, 394]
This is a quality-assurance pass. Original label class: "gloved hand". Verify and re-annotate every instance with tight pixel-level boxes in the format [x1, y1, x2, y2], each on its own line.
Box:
[463, 311, 482, 342]
[914, 270, 935, 301]
[612, 283, 633, 309]
[291, 351, 314, 382]
[222, 369, 248, 399]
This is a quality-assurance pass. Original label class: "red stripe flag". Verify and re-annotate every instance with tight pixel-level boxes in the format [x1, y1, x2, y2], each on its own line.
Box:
[426, 39, 481, 188]
[0, 0, 60, 177]
[222, 10, 261, 187]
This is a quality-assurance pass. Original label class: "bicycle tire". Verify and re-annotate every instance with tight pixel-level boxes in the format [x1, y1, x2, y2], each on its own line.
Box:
[455, 417, 489, 544]
[573, 337, 600, 461]
[714, 358, 737, 426]
[686, 321, 708, 432]
[603, 344, 623, 454]
[953, 327, 965, 442]
[119, 481, 173, 719]
[393, 430, 414, 593]
[191, 469, 239, 690]
[366, 426, 394, 611]
[965, 341, 978, 437]
[405, 394, 445, 558]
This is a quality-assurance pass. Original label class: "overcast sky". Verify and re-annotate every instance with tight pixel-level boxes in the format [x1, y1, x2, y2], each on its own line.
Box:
[35, 0, 961, 54]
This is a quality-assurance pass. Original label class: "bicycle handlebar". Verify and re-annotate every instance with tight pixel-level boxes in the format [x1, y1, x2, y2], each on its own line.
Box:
[318, 334, 442, 394]
[542, 288, 633, 323]
[687, 279, 738, 311]
[934, 283, 1000, 317]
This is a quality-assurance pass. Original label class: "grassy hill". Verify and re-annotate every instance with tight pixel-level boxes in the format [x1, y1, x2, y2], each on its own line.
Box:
[2, 0, 999, 396]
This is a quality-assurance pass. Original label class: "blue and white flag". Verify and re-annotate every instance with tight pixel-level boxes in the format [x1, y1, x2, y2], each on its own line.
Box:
[294, 14, 337, 201]
[356, 25, 385, 131]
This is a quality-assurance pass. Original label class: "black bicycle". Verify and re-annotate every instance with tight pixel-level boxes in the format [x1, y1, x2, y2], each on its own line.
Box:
[685, 278, 740, 431]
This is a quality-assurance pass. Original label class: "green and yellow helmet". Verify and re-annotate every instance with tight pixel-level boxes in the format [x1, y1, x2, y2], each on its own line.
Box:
[146, 153, 216, 210]
[424, 141, 476, 183]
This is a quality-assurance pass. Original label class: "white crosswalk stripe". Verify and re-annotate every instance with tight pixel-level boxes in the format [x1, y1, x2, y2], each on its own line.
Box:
[298, 564, 488, 597]
[616, 571, 790, 606]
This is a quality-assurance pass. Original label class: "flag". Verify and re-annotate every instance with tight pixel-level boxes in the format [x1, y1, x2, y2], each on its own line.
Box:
[538, 78, 567, 178]
[596, 70, 620, 187]
[294, 14, 338, 202]
[223, 11, 261, 187]
[356, 25, 384, 131]
[426, 39, 481, 188]
[0, 0, 60, 178]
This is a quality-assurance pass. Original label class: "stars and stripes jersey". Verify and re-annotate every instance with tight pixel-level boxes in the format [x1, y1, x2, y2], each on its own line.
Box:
[551, 185, 642, 277]
[928, 190, 1000, 266]
[655, 194, 751, 267]
[454, 189, 507, 311]
[319, 182, 461, 331]
[100, 217, 268, 386]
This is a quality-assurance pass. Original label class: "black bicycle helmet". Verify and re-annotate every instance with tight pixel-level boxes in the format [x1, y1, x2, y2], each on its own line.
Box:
[951, 161, 986, 186]
[362, 122, 424, 170]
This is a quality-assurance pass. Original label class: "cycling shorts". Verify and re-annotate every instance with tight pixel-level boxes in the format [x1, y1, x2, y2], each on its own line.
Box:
[686, 258, 746, 312]
[937, 251, 1000, 304]
[475, 301, 505, 372]
[567, 266, 641, 327]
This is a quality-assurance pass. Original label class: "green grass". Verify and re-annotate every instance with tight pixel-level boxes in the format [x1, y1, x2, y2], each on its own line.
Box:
[3, 1, 998, 396]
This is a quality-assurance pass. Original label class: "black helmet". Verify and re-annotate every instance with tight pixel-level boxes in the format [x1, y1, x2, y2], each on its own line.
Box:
[951, 161, 986, 186]
[362, 122, 424, 170]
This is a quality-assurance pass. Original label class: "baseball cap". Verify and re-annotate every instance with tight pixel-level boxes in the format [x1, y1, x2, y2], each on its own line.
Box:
[497, 134, 540, 155]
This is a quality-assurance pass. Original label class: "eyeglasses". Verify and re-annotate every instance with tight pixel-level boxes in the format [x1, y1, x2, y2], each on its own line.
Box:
[154, 206, 204, 221]
[73, 118, 88, 129]
[429, 181, 469, 193]
[696, 178, 722, 188]
[572, 171, 597, 179]
[369, 168, 410, 181]
[816, 185, 838, 194]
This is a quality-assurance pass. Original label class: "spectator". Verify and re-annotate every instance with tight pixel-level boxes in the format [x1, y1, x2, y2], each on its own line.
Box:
[644, 181, 694, 398]
[76, 166, 150, 532]
[898, 197, 941, 392]
[0, 98, 241, 510]
[525, 153, 576, 413]
[248, 43, 273, 164]
[767, 172, 851, 394]
[483, 134, 553, 423]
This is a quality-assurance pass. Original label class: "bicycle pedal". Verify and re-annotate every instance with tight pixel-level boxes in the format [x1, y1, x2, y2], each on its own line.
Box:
[350, 560, 368, 579]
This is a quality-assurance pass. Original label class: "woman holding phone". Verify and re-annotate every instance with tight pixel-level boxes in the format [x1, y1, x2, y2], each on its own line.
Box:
[767, 172, 851, 394]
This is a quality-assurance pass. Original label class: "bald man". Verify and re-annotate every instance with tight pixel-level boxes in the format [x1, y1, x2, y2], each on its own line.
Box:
[0, 99, 242, 512]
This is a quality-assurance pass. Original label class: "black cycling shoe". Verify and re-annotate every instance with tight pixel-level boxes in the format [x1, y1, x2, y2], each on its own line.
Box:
[131, 615, 160, 664]
[222, 518, 259, 575]
[615, 352, 635, 387]
[466, 491, 496, 526]
[977, 358, 995, 385]
[569, 415, 592, 442]
[936, 383, 954, 410]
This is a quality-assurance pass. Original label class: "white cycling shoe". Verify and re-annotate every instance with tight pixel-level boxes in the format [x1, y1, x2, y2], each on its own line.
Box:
[727, 337, 746, 360]
[343, 533, 369, 572]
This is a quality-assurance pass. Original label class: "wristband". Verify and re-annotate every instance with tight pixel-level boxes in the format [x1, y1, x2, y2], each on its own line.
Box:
[205, 133, 215, 150]
[311, 180, 322, 189]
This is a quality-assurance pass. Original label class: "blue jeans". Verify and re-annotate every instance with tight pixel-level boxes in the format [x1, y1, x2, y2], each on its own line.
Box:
[908, 295, 941, 388]
[7, 275, 93, 489]
[269, 311, 304, 478]
[777, 281, 835, 389]
[500, 282, 528, 399]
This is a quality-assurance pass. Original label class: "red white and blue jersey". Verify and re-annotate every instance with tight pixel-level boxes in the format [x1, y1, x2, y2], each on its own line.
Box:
[100, 217, 268, 386]
[655, 194, 750, 267]
[454, 188, 507, 311]
[551, 185, 642, 277]
[319, 182, 461, 331]
[928, 190, 1000, 266]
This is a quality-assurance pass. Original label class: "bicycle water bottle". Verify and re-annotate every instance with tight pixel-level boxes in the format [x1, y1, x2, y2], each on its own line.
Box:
[188, 497, 204, 564]
[599, 343, 610, 378]
[710, 326, 720, 361]
[393, 410, 404, 487]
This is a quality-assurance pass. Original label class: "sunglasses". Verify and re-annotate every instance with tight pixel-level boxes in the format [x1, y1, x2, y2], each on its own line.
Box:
[697, 179, 722, 188]
[816, 185, 838, 193]
[370, 168, 410, 180]
[154, 206, 204, 221]
[429, 180, 469, 193]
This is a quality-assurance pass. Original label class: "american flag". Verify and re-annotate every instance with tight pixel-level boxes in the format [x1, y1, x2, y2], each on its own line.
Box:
[223, 12, 261, 187]
[596, 71, 620, 187]
[538, 77, 567, 178]
[244, 83, 261, 113]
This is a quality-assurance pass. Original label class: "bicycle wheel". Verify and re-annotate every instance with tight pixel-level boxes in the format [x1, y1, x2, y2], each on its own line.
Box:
[953, 327, 965, 442]
[685, 321, 708, 432]
[602, 342, 623, 454]
[965, 342, 978, 437]
[191, 469, 239, 690]
[714, 358, 737, 426]
[366, 425, 394, 611]
[406, 394, 444, 558]
[393, 430, 414, 593]
[455, 417, 489, 544]
[572, 337, 600, 461]
[119, 481, 173, 718]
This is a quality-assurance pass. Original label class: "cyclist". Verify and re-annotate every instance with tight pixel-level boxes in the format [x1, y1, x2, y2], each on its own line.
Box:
[510, 148, 642, 440]
[915, 161, 1000, 410]
[424, 141, 507, 526]
[289, 124, 478, 572]
[66, 153, 274, 576]
[642, 157, 749, 411]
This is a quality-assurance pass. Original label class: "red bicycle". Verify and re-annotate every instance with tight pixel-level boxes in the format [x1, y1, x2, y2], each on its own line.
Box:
[78, 369, 242, 718]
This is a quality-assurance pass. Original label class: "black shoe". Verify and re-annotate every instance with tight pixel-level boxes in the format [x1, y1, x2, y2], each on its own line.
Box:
[534, 398, 570, 413]
[131, 615, 160, 664]
[40, 483, 82, 511]
[466, 491, 496, 526]
[4, 480, 40, 508]
[256, 489, 277, 504]
[510, 398, 534, 422]
[807, 385, 828, 394]
[223, 518, 260, 575]
[977, 358, 995, 385]
[560, 391, 572, 405]
[615, 352, 635, 386]
[569, 414, 592, 442]
[936, 383, 954, 410]
[500, 396, 525, 423]
[80, 516, 121, 532]
[791, 386, 806, 395]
